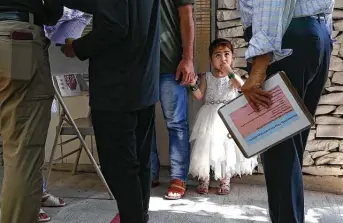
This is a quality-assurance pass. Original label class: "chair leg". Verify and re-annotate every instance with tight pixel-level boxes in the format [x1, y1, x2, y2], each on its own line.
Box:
[45, 113, 64, 187]
[72, 142, 83, 175]
[78, 135, 114, 200]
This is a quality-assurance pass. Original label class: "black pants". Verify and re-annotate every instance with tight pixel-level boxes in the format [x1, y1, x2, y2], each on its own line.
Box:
[91, 105, 155, 223]
[246, 17, 332, 223]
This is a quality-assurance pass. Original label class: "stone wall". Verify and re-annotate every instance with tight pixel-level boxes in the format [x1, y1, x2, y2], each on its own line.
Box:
[217, 0, 343, 176]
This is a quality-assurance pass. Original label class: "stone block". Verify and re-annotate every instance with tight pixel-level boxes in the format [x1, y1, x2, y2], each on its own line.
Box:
[308, 129, 316, 141]
[333, 10, 343, 19]
[335, 34, 343, 44]
[334, 20, 343, 31]
[332, 72, 343, 85]
[233, 58, 246, 68]
[319, 93, 343, 105]
[217, 26, 244, 38]
[305, 140, 339, 152]
[233, 68, 248, 76]
[302, 166, 343, 176]
[217, 19, 242, 29]
[311, 151, 330, 159]
[217, 0, 237, 9]
[303, 151, 314, 166]
[225, 38, 248, 48]
[315, 105, 336, 115]
[326, 86, 343, 93]
[315, 116, 343, 125]
[335, 1, 343, 9]
[329, 56, 343, 71]
[234, 47, 247, 58]
[315, 152, 343, 165]
[324, 78, 331, 88]
[332, 43, 340, 56]
[217, 10, 240, 21]
[316, 125, 343, 139]
[333, 105, 343, 115]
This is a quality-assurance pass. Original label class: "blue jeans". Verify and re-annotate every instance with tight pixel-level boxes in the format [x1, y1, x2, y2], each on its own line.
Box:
[151, 73, 190, 182]
[42, 174, 47, 193]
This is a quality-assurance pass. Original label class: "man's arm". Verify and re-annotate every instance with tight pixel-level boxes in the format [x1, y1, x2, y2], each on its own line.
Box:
[43, 0, 64, 25]
[245, 0, 297, 64]
[176, 0, 195, 85]
[71, 0, 129, 60]
[240, 0, 297, 111]
[63, 0, 96, 14]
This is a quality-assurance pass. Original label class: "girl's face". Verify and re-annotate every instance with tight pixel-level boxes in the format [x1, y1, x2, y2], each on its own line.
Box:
[211, 46, 233, 73]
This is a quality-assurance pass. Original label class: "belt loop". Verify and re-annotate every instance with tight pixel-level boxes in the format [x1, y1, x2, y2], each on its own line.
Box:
[28, 12, 34, 24]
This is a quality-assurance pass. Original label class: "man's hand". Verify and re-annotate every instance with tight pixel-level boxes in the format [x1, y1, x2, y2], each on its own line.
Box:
[176, 58, 195, 86]
[61, 38, 75, 58]
[241, 54, 272, 111]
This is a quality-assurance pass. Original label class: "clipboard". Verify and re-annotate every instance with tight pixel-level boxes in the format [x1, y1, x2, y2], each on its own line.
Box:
[218, 71, 314, 158]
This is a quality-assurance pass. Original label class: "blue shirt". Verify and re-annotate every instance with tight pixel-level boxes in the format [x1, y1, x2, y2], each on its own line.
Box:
[239, 0, 334, 63]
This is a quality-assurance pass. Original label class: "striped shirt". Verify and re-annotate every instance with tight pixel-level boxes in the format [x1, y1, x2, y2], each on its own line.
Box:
[239, 0, 334, 63]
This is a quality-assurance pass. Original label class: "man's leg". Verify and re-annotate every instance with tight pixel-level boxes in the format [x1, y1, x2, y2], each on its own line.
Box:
[159, 73, 190, 198]
[135, 105, 155, 220]
[91, 109, 145, 223]
[150, 125, 160, 183]
[260, 18, 331, 223]
[0, 22, 54, 223]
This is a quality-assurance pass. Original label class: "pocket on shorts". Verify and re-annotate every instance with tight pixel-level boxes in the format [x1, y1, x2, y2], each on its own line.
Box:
[0, 38, 39, 81]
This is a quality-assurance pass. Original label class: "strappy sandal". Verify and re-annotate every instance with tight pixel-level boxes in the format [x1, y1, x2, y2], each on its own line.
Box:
[41, 193, 66, 207]
[217, 178, 231, 195]
[164, 179, 186, 200]
[196, 179, 210, 195]
[38, 209, 50, 222]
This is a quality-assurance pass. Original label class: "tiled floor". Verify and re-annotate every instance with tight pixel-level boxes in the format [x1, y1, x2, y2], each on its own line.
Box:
[35, 171, 343, 223]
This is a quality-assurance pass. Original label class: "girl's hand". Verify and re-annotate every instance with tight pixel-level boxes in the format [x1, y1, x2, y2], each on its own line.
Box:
[189, 74, 198, 86]
[220, 63, 233, 75]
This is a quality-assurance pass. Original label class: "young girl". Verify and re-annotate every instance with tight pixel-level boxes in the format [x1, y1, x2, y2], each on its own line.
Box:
[188, 38, 258, 195]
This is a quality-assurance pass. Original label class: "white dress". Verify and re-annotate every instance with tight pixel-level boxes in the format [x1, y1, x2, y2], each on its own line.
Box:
[189, 72, 258, 180]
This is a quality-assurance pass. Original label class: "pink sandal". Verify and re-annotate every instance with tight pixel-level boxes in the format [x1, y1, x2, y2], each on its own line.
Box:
[110, 213, 120, 223]
[217, 178, 230, 195]
[38, 209, 50, 222]
[41, 193, 66, 207]
[196, 179, 210, 195]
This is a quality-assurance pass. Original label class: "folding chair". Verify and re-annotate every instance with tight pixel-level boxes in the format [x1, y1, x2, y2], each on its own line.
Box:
[45, 74, 114, 200]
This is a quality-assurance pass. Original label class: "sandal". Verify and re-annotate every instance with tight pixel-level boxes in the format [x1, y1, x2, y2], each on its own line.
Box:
[41, 193, 66, 207]
[217, 178, 230, 195]
[196, 179, 209, 195]
[164, 179, 186, 200]
[110, 213, 120, 223]
[110, 212, 149, 223]
[38, 209, 50, 222]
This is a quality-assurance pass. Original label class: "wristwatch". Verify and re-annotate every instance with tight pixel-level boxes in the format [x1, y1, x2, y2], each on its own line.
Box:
[189, 84, 199, 91]
[228, 73, 235, 79]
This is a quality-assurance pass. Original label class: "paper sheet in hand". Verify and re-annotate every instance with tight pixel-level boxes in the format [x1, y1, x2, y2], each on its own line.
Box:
[48, 45, 89, 76]
[218, 71, 314, 158]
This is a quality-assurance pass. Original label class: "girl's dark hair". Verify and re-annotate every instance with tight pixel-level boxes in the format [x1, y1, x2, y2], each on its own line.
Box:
[209, 38, 234, 57]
